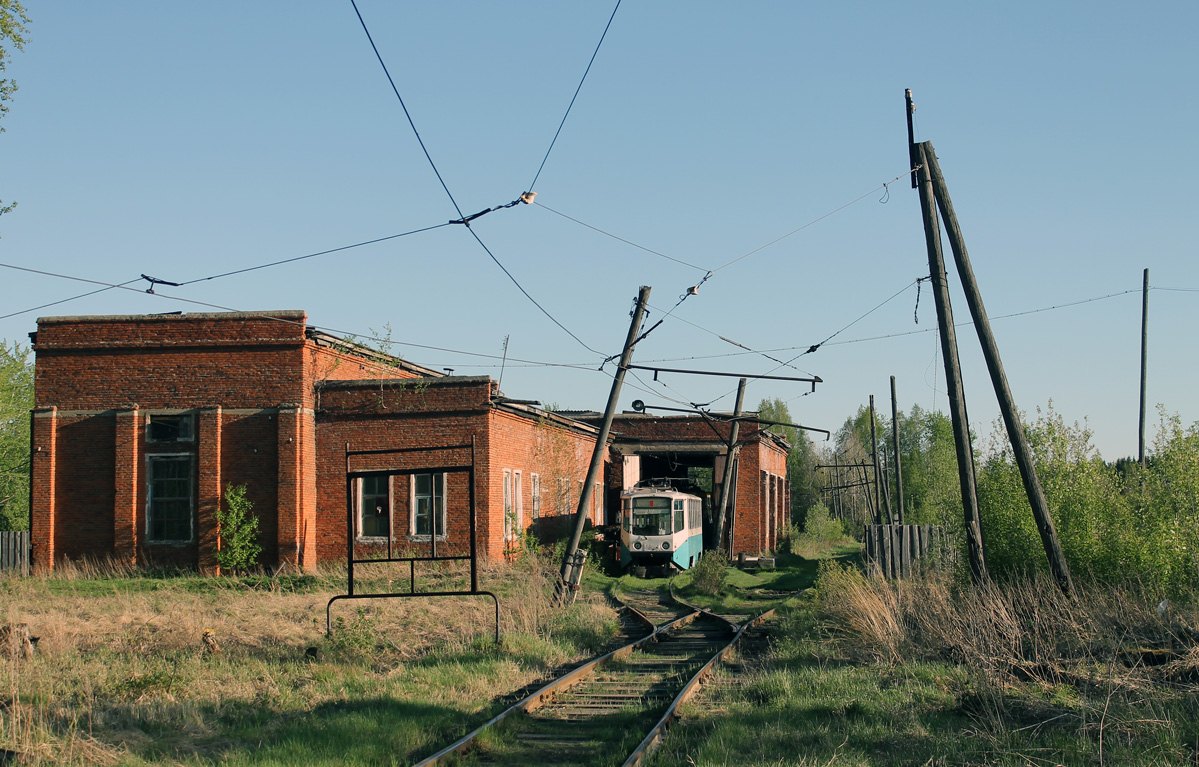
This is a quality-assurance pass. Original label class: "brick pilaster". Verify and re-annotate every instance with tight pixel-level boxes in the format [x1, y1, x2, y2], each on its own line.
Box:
[277, 406, 316, 571]
[30, 407, 57, 569]
[114, 408, 140, 565]
[197, 406, 222, 574]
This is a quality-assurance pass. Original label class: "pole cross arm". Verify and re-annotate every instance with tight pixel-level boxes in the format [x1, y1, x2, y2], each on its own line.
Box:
[631, 400, 830, 440]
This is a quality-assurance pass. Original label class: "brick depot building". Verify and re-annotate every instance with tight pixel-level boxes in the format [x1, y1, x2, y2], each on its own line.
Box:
[29, 311, 789, 572]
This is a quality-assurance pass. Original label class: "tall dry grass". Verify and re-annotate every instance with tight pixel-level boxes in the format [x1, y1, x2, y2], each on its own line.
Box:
[0, 551, 619, 765]
[815, 562, 1199, 759]
[817, 563, 1199, 683]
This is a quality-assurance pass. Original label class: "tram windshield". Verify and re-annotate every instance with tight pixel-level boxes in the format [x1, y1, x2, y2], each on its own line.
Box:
[630, 497, 672, 536]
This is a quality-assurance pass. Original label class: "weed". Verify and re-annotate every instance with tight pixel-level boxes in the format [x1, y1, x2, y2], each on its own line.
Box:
[689, 549, 730, 596]
[214, 483, 263, 573]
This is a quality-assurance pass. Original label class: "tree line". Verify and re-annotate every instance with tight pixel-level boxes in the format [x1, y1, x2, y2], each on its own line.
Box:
[785, 396, 1199, 595]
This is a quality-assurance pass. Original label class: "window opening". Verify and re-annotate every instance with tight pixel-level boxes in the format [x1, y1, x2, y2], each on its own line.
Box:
[147, 414, 194, 443]
[359, 474, 390, 538]
[413, 472, 446, 538]
[147, 455, 193, 542]
[330, 440, 499, 644]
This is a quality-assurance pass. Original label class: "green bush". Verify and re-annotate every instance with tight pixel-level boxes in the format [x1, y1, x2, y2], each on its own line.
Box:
[977, 404, 1199, 594]
[689, 549, 729, 595]
[214, 483, 262, 573]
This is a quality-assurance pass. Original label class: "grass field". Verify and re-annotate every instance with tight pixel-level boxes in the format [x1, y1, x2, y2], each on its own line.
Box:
[0, 555, 620, 766]
[4, 544, 1198, 766]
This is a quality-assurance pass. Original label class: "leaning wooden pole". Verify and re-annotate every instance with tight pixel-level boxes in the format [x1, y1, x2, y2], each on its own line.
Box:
[924, 143, 1074, 596]
[559, 285, 651, 598]
[714, 378, 747, 555]
[869, 395, 888, 525]
[914, 142, 988, 584]
[890, 375, 905, 525]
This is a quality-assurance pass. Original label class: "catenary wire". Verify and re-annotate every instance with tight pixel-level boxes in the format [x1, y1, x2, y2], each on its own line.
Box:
[527, 0, 623, 192]
[709, 167, 920, 274]
[646, 301, 819, 377]
[534, 201, 712, 273]
[348, 0, 466, 222]
[0, 279, 142, 321]
[415, 283, 1154, 373]
[349, 1, 600, 357]
[176, 223, 454, 286]
[460, 225, 603, 355]
[0, 261, 606, 368]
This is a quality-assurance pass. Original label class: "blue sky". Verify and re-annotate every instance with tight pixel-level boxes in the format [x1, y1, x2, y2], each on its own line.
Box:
[2, 2, 1196, 460]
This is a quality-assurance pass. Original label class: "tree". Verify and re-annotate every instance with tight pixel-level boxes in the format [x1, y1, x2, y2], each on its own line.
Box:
[756, 397, 822, 529]
[0, 1, 29, 220]
[0, 340, 33, 530]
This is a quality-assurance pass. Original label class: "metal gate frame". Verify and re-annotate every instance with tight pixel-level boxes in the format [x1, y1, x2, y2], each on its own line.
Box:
[325, 437, 500, 643]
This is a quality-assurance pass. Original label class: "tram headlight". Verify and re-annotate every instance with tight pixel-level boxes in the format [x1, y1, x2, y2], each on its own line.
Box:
[662, 541, 671, 550]
[633, 541, 642, 550]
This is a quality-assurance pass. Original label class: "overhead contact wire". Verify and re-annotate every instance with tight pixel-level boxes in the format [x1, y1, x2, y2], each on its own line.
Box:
[349, 0, 600, 357]
[527, 0, 623, 193]
[177, 223, 454, 286]
[349, 0, 466, 221]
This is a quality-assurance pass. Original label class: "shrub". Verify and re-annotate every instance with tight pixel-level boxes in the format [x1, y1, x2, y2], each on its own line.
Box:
[790, 502, 853, 558]
[689, 549, 729, 595]
[214, 483, 262, 573]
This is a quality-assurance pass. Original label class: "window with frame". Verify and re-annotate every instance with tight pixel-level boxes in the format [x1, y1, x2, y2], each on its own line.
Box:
[530, 473, 541, 519]
[412, 472, 446, 538]
[147, 455, 194, 542]
[503, 470, 524, 541]
[147, 413, 195, 443]
[359, 474, 390, 538]
[513, 471, 523, 539]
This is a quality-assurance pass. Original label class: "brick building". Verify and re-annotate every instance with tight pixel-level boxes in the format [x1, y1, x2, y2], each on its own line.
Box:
[573, 413, 791, 555]
[28, 310, 788, 572]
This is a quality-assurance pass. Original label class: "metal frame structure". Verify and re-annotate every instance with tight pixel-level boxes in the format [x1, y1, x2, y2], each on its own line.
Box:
[325, 438, 500, 643]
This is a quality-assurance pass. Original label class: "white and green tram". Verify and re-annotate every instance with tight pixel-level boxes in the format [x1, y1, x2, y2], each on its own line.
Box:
[618, 483, 705, 571]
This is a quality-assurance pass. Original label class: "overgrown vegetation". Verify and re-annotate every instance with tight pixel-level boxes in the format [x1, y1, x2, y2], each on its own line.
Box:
[213, 483, 262, 573]
[803, 563, 1199, 765]
[687, 549, 730, 595]
[788, 501, 855, 559]
[0, 551, 620, 765]
[979, 405, 1199, 593]
[0, 340, 32, 531]
[650, 549, 1199, 766]
[827, 400, 1199, 594]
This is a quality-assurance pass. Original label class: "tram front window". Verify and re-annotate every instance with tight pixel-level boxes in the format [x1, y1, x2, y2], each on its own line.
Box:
[631, 511, 671, 536]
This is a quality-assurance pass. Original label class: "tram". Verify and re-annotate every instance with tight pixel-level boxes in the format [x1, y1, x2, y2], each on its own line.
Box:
[618, 481, 705, 571]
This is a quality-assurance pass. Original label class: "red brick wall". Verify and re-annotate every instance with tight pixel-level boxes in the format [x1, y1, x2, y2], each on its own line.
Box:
[33, 312, 311, 411]
[314, 379, 602, 563]
[728, 438, 788, 556]
[314, 378, 492, 563]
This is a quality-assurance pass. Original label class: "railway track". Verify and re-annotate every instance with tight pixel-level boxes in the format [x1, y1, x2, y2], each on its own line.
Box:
[415, 582, 778, 767]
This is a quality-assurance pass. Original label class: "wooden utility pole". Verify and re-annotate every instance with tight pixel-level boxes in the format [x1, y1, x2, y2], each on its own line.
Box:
[832, 454, 842, 521]
[869, 396, 888, 524]
[559, 286, 651, 598]
[1139, 268, 1149, 469]
[913, 141, 987, 584]
[924, 144, 1074, 596]
[714, 378, 747, 554]
[890, 375, 905, 525]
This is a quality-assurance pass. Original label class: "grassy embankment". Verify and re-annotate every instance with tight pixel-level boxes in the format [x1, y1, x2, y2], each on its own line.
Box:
[0, 554, 620, 766]
[5, 539, 1199, 766]
[653, 546, 1199, 766]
